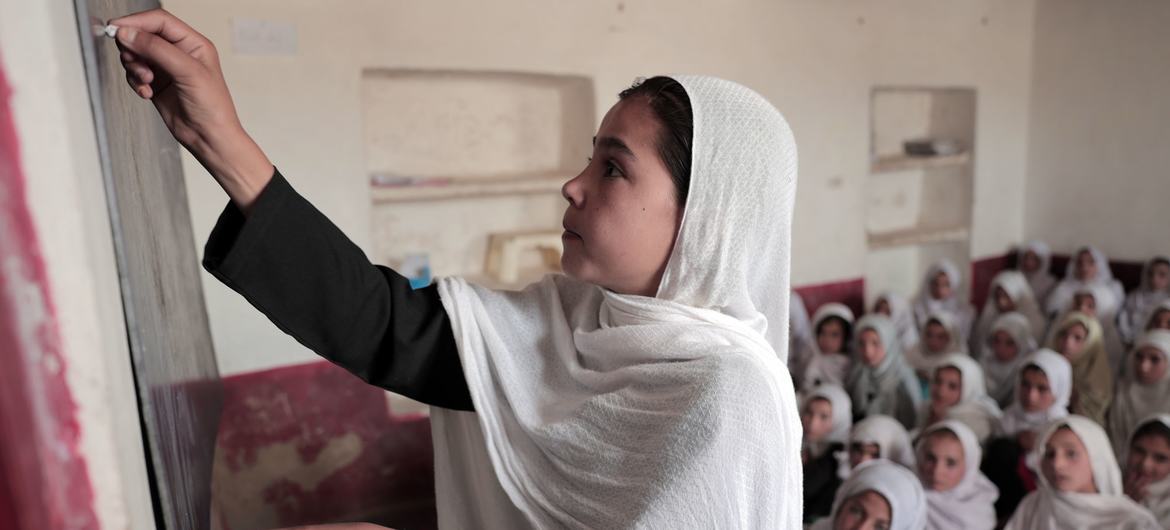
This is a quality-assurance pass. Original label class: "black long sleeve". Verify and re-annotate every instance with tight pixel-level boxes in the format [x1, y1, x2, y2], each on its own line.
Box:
[202, 168, 473, 411]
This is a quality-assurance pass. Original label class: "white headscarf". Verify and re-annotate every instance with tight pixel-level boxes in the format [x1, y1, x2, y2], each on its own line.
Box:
[803, 383, 853, 459]
[875, 290, 922, 353]
[1125, 414, 1170, 529]
[907, 311, 969, 375]
[916, 421, 999, 530]
[1145, 298, 1170, 332]
[1109, 331, 1170, 458]
[1046, 246, 1126, 318]
[1004, 415, 1160, 530]
[799, 303, 855, 390]
[1019, 240, 1057, 305]
[971, 270, 1046, 353]
[1051, 283, 1128, 375]
[1121, 257, 1170, 344]
[850, 414, 918, 470]
[848, 315, 924, 429]
[980, 312, 1038, 408]
[430, 75, 803, 528]
[919, 354, 1002, 443]
[998, 348, 1072, 437]
[813, 460, 928, 530]
[913, 259, 975, 341]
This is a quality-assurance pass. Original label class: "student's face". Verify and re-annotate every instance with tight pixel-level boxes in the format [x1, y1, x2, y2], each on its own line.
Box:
[834, 490, 891, 530]
[924, 321, 950, 354]
[873, 299, 892, 317]
[1057, 323, 1089, 360]
[919, 433, 966, 492]
[1072, 293, 1097, 317]
[1126, 433, 1170, 486]
[560, 98, 682, 297]
[1074, 250, 1097, 282]
[930, 367, 963, 409]
[802, 398, 834, 442]
[929, 272, 953, 301]
[1019, 367, 1056, 412]
[1150, 262, 1170, 291]
[859, 330, 886, 367]
[991, 330, 1020, 362]
[1150, 309, 1170, 331]
[1042, 427, 1097, 494]
[994, 286, 1016, 313]
[817, 319, 846, 355]
[1133, 346, 1168, 386]
[1022, 250, 1043, 274]
[849, 442, 882, 468]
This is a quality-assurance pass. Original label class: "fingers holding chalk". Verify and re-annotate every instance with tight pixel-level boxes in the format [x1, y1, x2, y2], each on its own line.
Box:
[103, 24, 120, 38]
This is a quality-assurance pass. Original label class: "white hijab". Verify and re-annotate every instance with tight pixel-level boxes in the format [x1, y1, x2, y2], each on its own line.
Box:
[916, 421, 999, 530]
[1109, 331, 1170, 458]
[980, 312, 1038, 408]
[1005, 415, 1160, 530]
[799, 303, 855, 390]
[1046, 246, 1126, 317]
[1019, 240, 1057, 305]
[803, 383, 853, 459]
[430, 75, 803, 529]
[848, 315, 924, 429]
[813, 460, 928, 530]
[913, 259, 975, 341]
[850, 414, 918, 470]
[1051, 283, 1127, 375]
[1121, 257, 1170, 344]
[1126, 414, 1170, 529]
[875, 290, 922, 353]
[907, 311, 969, 374]
[999, 348, 1072, 437]
[919, 354, 1002, 443]
[1145, 298, 1170, 332]
[971, 270, 1045, 353]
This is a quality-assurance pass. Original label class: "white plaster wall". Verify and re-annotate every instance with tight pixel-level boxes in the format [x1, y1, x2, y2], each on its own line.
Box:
[161, 0, 1037, 375]
[1025, 0, 1170, 261]
[0, 1, 154, 528]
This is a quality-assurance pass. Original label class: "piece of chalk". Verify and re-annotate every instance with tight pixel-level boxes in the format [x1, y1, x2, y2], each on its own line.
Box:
[103, 24, 119, 38]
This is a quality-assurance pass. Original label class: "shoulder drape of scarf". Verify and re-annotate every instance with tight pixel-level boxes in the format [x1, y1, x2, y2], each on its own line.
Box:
[1019, 240, 1057, 306]
[431, 75, 803, 529]
[1125, 414, 1170, 529]
[971, 270, 1045, 354]
[1047, 311, 1114, 425]
[812, 460, 928, 530]
[917, 354, 1002, 444]
[848, 315, 924, 429]
[917, 420, 999, 530]
[979, 312, 1038, 408]
[998, 348, 1072, 437]
[1004, 415, 1160, 530]
[913, 259, 975, 342]
[797, 303, 856, 390]
[1108, 331, 1170, 458]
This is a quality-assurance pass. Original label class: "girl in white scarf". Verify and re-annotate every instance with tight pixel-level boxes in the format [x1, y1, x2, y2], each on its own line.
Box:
[1050, 283, 1128, 375]
[916, 354, 1002, 444]
[1123, 414, 1170, 529]
[970, 270, 1045, 354]
[1046, 245, 1126, 319]
[874, 291, 922, 354]
[1120, 257, 1170, 345]
[1004, 415, 1160, 529]
[980, 312, 1038, 408]
[1018, 240, 1058, 307]
[811, 460, 928, 530]
[431, 75, 803, 528]
[848, 315, 924, 429]
[906, 311, 969, 385]
[1145, 299, 1170, 333]
[849, 414, 918, 472]
[913, 259, 976, 342]
[797, 303, 855, 390]
[1108, 331, 1170, 459]
[803, 384, 854, 523]
[916, 421, 999, 530]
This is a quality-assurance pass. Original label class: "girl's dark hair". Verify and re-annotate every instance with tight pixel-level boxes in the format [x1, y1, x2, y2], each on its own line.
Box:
[1132, 419, 1170, 445]
[618, 76, 693, 205]
[816, 315, 854, 345]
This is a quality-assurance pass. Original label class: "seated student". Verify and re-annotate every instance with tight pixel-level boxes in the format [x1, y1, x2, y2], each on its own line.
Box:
[1121, 256, 1170, 345]
[913, 259, 976, 343]
[984, 348, 1072, 521]
[802, 384, 854, 523]
[1004, 416, 1160, 530]
[971, 270, 1046, 355]
[1018, 240, 1058, 308]
[1145, 299, 1170, 333]
[980, 312, 1038, 408]
[796, 303, 856, 390]
[916, 354, 1002, 444]
[847, 315, 923, 429]
[873, 291, 922, 354]
[1108, 331, 1170, 458]
[906, 312, 969, 386]
[791, 290, 814, 372]
[916, 421, 999, 530]
[1049, 311, 1114, 426]
[810, 460, 928, 530]
[1045, 246, 1126, 320]
[1123, 414, 1170, 529]
[1050, 285, 1127, 375]
[848, 414, 917, 473]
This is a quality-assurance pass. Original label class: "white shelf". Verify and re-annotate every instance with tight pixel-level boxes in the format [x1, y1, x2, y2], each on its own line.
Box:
[867, 225, 970, 249]
[871, 152, 970, 174]
[371, 174, 567, 203]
